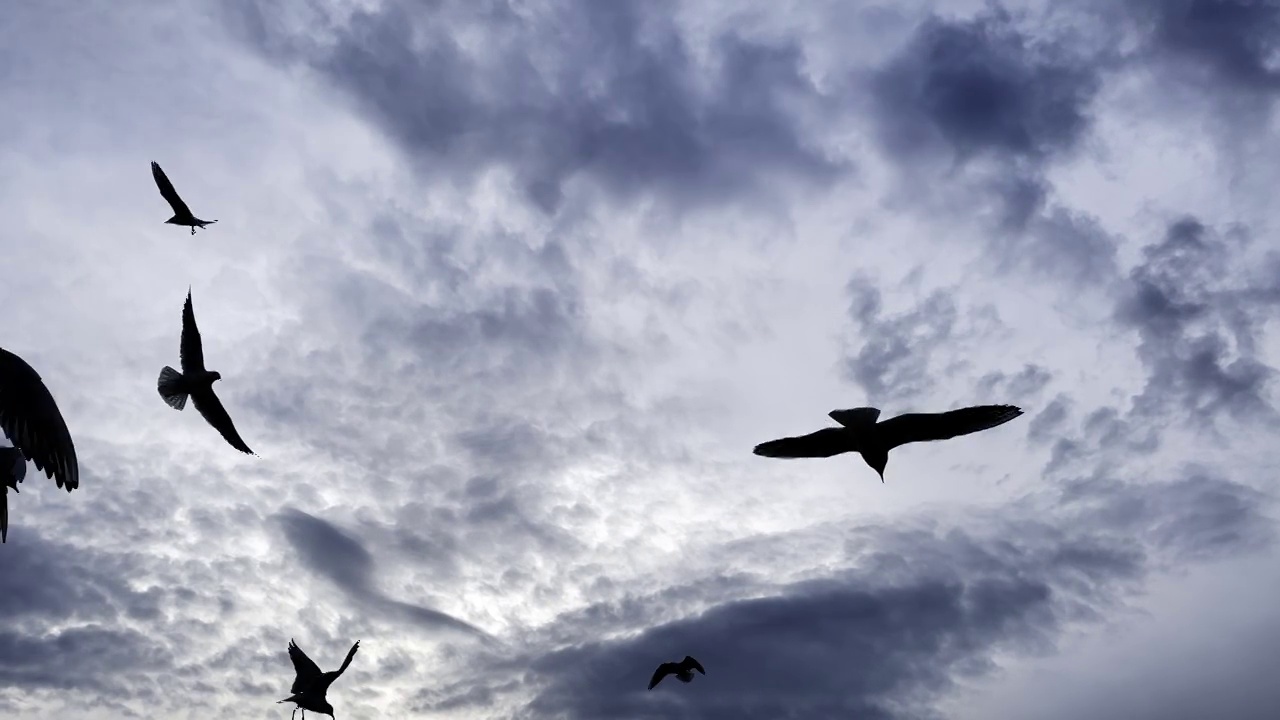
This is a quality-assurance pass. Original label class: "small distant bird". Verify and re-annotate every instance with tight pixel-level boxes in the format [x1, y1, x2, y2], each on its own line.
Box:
[753, 405, 1023, 482]
[279, 639, 360, 719]
[0, 347, 79, 543]
[157, 289, 254, 454]
[151, 161, 217, 235]
[648, 655, 705, 690]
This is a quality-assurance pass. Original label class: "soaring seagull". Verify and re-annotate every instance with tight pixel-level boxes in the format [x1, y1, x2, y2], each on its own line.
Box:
[279, 639, 360, 719]
[648, 655, 705, 690]
[753, 405, 1023, 482]
[0, 347, 78, 543]
[157, 289, 254, 454]
[151, 161, 217, 235]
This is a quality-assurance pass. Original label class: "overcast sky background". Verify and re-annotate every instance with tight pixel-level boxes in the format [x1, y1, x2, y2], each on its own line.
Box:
[2, 0, 1279, 718]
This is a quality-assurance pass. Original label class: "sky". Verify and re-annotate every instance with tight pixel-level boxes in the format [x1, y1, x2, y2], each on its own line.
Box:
[1, 0, 1278, 718]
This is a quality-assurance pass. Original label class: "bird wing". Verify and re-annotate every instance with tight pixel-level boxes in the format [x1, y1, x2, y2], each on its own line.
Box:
[753, 427, 853, 458]
[0, 348, 79, 491]
[288, 640, 324, 694]
[323, 640, 360, 686]
[191, 388, 254, 454]
[1, 447, 24, 543]
[648, 663, 675, 690]
[828, 407, 880, 428]
[876, 405, 1024, 450]
[682, 656, 705, 674]
[151, 161, 192, 217]
[180, 290, 205, 374]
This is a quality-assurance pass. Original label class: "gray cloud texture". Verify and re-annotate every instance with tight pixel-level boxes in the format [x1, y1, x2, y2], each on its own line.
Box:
[1, 0, 1278, 718]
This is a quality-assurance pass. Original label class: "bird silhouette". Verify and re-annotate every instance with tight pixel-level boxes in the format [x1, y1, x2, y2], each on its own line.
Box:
[279, 639, 360, 719]
[151, 161, 217, 235]
[648, 655, 705, 690]
[753, 405, 1023, 482]
[157, 289, 254, 454]
[0, 347, 78, 543]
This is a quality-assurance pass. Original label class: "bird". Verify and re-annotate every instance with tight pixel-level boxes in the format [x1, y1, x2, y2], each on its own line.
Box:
[753, 405, 1023, 482]
[648, 655, 705, 690]
[157, 289, 255, 455]
[151, 161, 217, 235]
[278, 639, 360, 719]
[0, 347, 79, 543]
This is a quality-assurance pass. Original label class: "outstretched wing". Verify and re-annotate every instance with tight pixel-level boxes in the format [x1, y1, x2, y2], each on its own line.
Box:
[683, 656, 705, 675]
[828, 407, 880, 428]
[648, 663, 674, 690]
[753, 427, 853, 458]
[180, 290, 205, 374]
[191, 388, 254, 455]
[288, 640, 324, 694]
[0, 348, 79, 491]
[151, 161, 192, 217]
[325, 640, 360, 684]
[876, 405, 1023, 450]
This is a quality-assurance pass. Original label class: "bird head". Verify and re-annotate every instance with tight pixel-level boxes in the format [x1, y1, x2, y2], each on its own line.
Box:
[210, 371, 222, 383]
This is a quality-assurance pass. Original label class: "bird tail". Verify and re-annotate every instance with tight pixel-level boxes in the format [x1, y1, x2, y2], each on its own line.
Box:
[157, 366, 188, 410]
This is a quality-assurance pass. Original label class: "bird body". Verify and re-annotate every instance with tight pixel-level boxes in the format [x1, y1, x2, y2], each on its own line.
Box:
[0, 347, 78, 542]
[279, 639, 360, 719]
[753, 405, 1023, 481]
[151, 161, 216, 235]
[157, 290, 254, 455]
[648, 655, 705, 690]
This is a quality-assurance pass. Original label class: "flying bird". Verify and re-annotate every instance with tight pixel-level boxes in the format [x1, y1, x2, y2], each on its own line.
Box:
[279, 639, 360, 719]
[151, 161, 217, 235]
[753, 405, 1023, 482]
[157, 290, 254, 454]
[0, 347, 79, 543]
[648, 655, 705, 690]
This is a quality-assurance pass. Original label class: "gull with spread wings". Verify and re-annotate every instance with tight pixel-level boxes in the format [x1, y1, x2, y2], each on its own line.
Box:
[151, 161, 217, 235]
[0, 347, 78, 543]
[279, 639, 360, 719]
[157, 289, 254, 454]
[753, 405, 1023, 482]
[648, 655, 705, 690]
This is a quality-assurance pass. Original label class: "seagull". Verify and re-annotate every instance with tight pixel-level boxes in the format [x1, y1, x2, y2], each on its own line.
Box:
[0, 347, 79, 543]
[648, 655, 705, 690]
[151, 161, 217, 235]
[753, 405, 1023, 482]
[157, 289, 254, 455]
[279, 639, 360, 719]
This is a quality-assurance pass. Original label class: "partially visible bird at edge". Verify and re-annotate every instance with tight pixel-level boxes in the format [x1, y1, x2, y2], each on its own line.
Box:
[648, 655, 706, 690]
[151, 161, 217, 235]
[753, 404, 1024, 482]
[157, 289, 255, 455]
[0, 347, 79, 543]
[279, 639, 360, 719]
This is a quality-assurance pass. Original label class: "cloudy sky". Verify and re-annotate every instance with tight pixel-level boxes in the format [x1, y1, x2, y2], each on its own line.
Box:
[2, 0, 1279, 717]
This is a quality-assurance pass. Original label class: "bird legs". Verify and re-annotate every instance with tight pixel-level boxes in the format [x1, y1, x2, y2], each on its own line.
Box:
[190, 226, 196, 235]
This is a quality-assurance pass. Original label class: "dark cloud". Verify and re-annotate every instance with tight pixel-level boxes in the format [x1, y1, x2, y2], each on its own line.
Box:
[0, 532, 172, 697]
[841, 275, 1007, 405]
[276, 508, 493, 640]
[1131, 0, 1280, 94]
[512, 471, 1268, 720]
[224, 0, 844, 213]
[1115, 217, 1279, 424]
[865, 6, 1124, 289]
[976, 364, 1053, 402]
[869, 6, 1102, 164]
